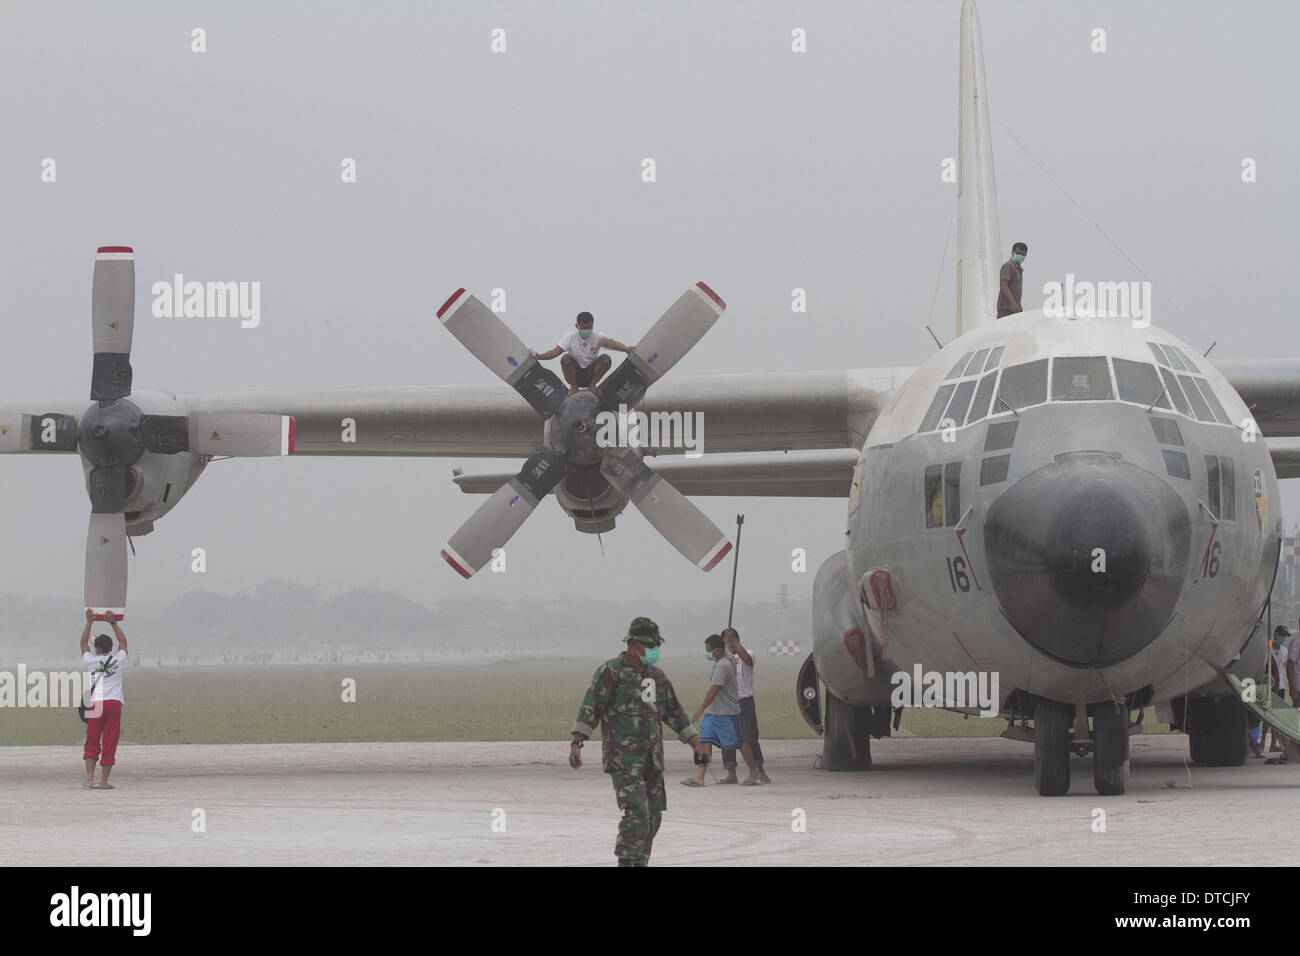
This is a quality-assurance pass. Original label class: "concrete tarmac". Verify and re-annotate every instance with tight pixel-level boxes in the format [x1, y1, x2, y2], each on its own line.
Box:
[1, 736, 1295, 866]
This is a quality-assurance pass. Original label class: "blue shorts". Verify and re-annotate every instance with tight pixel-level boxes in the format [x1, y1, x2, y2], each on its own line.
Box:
[700, 713, 741, 749]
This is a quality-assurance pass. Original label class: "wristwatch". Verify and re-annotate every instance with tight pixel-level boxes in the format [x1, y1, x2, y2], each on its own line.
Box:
[571, 739, 583, 748]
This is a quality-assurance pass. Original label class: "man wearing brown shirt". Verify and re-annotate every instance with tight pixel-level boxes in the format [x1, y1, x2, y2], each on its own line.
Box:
[997, 242, 1028, 318]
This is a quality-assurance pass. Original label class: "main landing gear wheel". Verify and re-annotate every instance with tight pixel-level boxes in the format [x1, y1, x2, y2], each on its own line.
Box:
[1187, 695, 1247, 767]
[1091, 701, 1129, 796]
[822, 692, 873, 771]
[1034, 697, 1073, 796]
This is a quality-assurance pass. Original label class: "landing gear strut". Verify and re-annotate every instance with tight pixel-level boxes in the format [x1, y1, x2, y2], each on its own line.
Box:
[1033, 698, 1072, 796]
[823, 692, 873, 771]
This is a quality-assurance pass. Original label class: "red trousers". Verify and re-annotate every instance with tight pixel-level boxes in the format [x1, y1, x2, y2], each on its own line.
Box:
[84, 699, 122, 766]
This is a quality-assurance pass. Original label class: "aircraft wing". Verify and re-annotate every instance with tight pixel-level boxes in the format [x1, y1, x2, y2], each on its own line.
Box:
[161, 367, 909, 457]
[1219, 359, 1300, 437]
[453, 449, 861, 497]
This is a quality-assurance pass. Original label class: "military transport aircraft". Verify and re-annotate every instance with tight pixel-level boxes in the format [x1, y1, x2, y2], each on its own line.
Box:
[4, 1, 1299, 794]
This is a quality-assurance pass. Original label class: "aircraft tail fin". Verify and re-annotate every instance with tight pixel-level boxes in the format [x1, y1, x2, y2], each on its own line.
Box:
[956, 0, 1002, 337]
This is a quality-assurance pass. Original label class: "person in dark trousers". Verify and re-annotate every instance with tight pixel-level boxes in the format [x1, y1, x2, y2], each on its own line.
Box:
[80, 609, 129, 790]
[997, 242, 1027, 318]
[531, 311, 636, 396]
[720, 628, 771, 785]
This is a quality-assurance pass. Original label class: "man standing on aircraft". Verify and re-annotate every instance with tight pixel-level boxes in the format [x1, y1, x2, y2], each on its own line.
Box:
[997, 242, 1028, 318]
[531, 311, 636, 396]
[80, 608, 128, 790]
[569, 617, 706, 867]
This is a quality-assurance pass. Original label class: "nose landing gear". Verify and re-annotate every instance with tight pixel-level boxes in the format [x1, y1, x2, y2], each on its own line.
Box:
[1033, 697, 1134, 796]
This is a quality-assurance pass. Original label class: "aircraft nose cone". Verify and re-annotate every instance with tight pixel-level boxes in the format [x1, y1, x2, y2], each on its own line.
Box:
[983, 452, 1191, 667]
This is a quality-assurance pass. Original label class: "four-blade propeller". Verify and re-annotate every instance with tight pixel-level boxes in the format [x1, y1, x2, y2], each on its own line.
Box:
[0, 247, 295, 620]
[438, 283, 733, 578]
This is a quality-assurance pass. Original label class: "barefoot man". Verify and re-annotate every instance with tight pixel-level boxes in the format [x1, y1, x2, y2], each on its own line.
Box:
[80, 609, 128, 790]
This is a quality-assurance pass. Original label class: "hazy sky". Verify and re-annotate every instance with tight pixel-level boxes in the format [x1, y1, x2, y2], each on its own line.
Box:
[1, 0, 1298, 615]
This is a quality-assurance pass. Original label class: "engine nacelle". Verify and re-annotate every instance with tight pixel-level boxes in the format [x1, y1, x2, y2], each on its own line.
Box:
[812, 549, 895, 708]
[78, 390, 207, 536]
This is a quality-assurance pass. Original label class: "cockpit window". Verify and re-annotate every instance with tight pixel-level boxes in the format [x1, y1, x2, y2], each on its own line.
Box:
[961, 348, 990, 377]
[920, 383, 957, 433]
[1051, 356, 1114, 402]
[982, 346, 1006, 373]
[1177, 373, 1215, 423]
[997, 360, 1048, 412]
[944, 379, 978, 428]
[1190, 377, 1231, 425]
[1114, 359, 1169, 408]
[945, 352, 974, 380]
[1172, 347, 1199, 373]
[966, 370, 998, 425]
[1158, 366, 1192, 417]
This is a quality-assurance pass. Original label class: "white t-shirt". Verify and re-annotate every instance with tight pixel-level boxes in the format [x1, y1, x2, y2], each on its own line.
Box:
[729, 651, 755, 699]
[1272, 646, 1290, 692]
[556, 330, 607, 369]
[82, 650, 127, 703]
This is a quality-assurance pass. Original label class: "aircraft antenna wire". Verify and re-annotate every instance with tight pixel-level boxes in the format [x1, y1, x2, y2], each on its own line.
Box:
[926, 197, 958, 338]
[986, 105, 1213, 350]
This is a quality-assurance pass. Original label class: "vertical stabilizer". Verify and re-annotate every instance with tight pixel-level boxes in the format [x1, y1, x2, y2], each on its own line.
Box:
[956, 0, 1002, 337]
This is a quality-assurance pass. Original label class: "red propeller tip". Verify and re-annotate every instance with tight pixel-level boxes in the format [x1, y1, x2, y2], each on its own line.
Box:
[441, 549, 473, 579]
[436, 288, 467, 320]
[695, 282, 725, 311]
[96, 246, 134, 254]
[701, 540, 733, 572]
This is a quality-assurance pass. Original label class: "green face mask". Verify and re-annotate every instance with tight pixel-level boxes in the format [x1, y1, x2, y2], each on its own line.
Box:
[641, 645, 660, 665]
[1011, 253, 1025, 264]
[578, 328, 593, 339]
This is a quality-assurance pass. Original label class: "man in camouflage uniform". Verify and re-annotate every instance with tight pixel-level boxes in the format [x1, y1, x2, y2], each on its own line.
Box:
[570, 617, 706, 867]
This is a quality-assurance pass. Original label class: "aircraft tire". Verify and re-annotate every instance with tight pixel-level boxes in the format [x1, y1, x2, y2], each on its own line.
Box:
[1188, 695, 1247, 767]
[822, 692, 872, 771]
[1091, 701, 1129, 796]
[1033, 697, 1072, 796]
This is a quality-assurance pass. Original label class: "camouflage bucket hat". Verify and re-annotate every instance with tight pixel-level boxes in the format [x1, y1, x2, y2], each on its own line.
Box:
[627, 617, 663, 646]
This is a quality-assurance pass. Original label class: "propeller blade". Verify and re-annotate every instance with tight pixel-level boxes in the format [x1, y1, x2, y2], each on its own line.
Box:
[437, 289, 566, 418]
[442, 449, 568, 578]
[0, 412, 79, 452]
[186, 414, 295, 457]
[139, 415, 190, 454]
[88, 466, 127, 514]
[596, 282, 726, 411]
[90, 246, 135, 401]
[600, 447, 732, 571]
[85, 511, 127, 618]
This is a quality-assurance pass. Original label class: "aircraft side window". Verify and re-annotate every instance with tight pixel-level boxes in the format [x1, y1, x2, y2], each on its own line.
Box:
[1148, 416, 1183, 446]
[962, 348, 991, 377]
[944, 379, 978, 428]
[979, 454, 1010, 486]
[1050, 356, 1114, 402]
[984, 420, 1019, 451]
[1205, 455, 1221, 514]
[1115, 358, 1169, 408]
[982, 345, 1006, 373]
[1192, 377, 1231, 425]
[1178, 373, 1215, 422]
[924, 465, 944, 528]
[920, 383, 957, 433]
[1219, 457, 1235, 520]
[1158, 366, 1192, 417]
[997, 359, 1048, 412]
[966, 370, 999, 425]
[945, 352, 974, 380]
[944, 462, 961, 527]
[1163, 450, 1190, 479]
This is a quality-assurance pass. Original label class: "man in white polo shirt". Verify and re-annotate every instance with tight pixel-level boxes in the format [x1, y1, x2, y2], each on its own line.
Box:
[79, 608, 129, 790]
[531, 311, 636, 396]
[721, 627, 772, 785]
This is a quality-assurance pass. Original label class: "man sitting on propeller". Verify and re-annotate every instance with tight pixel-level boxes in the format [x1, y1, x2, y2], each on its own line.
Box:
[530, 311, 635, 396]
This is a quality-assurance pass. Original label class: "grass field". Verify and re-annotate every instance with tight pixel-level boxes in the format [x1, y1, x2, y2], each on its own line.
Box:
[0, 656, 1133, 746]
